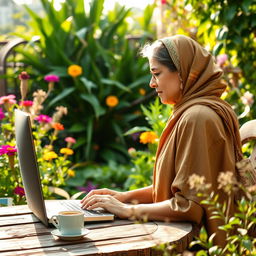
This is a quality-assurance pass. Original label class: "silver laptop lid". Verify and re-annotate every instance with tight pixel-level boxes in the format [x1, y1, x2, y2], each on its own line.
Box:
[14, 109, 49, 226]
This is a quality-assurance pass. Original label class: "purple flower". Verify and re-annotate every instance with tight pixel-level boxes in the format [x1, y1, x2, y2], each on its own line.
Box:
[130, 132, 140, 141]
[14, 186, 25, 196]
[35, 114, 52, 123]
[0, 145, 17, 156]
[0, 108, 5, 120]
[44, 75, 60, 83]
[77, 182, 98, 193]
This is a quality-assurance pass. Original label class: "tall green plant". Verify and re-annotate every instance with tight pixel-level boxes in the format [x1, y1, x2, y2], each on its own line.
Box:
[14, 0, 156, 163]
[185, 0, 256, 120]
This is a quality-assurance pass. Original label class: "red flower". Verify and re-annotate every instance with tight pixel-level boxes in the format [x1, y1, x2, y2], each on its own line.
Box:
[14, 186, 25, 196]
[52, 122, 64, 130]
[18, 71, 30, 80]
[20, 100, 33, 107]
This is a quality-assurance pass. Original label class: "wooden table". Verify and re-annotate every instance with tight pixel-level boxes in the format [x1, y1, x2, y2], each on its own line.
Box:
[0, 204, 197, 255]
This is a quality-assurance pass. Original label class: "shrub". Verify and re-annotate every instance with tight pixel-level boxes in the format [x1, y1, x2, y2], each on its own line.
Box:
[0, 72, 76, 204]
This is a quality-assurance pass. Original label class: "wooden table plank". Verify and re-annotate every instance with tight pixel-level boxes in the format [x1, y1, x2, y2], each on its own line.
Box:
[0, 222, 194, 255]
[0, 218, 135, 239]
[0, 204, 195, 255]
[0, 204, 31, 216]
[0, 213, 40, 226]
[0, 222, 158, 251]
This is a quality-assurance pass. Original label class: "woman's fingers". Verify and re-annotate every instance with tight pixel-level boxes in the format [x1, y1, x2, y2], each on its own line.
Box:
[80, 188, 110, 203]
[80, 194, 131, 219]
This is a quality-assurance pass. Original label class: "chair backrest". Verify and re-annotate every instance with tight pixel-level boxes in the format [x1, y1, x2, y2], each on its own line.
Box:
[240, 120, 256, 169]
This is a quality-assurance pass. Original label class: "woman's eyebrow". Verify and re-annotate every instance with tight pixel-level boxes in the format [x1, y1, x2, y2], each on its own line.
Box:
[150, 67, 159, 72]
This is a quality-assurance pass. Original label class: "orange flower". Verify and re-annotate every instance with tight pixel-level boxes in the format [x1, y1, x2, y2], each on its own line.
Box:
[60, 148, 74, 155]
[139, 88, 146, 96]
[106, 96, 119, 107]
[67, 65, 82, 77]
[52, 122, 64, 130]
[139, 131, 158, 144]
[68, 169, 75, 177]
[43, 151, 58, 161]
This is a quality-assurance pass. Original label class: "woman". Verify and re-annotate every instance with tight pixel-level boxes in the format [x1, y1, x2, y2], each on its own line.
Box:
[81, 35, 243, 246]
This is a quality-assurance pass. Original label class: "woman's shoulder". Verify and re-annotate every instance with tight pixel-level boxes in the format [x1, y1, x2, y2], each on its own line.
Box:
[179, 104, 222, 126]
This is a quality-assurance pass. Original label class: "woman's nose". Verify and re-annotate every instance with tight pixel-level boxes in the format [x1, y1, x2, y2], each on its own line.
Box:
[149, 77, 157, 88]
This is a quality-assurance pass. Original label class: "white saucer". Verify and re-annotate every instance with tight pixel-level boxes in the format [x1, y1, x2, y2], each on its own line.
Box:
[51, 229, 89, 241]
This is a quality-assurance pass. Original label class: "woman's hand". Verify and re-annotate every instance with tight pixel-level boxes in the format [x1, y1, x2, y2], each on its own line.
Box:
[81, 188, 127, 204]
[80, 193, 132, 219]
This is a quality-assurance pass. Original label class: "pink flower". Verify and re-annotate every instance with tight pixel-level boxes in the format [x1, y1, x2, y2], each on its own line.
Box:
[128, 147, 136, 157]
[216, 54, 228, 67]
[44, 75, 60, 83]
[35, 114, 52, 123]
[0, 108, 5, 120]
[241, 91, 254, 106]
[0, 95, 17, 105]
[20, 100, 33, 107]
[65, 137, 76, 144]
[18, 71, 30, 80]
[14, 186, 25, 196]
[161, 0, 167, 4]
[0, 145, 17, 156]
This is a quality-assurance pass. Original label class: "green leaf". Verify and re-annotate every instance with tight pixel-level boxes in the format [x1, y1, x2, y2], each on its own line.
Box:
[112, 122, 125, 144]
[195, 250, 208, 256]
[69, 123, 86, 132]
[216, 26, 228, 40]
[241, 0, 252, 13]
[75, 27, 88, 40]
[128, 74, 151, 90]
[124, 126, 151, 136]
[80, 94, 106, 118]
[85, 116, 93, 160]
[80, 77, 97, 93]
[213, 42, 224, 56]
[101, 78, 131, 93]
[224, 4, 237, 22]
[47, 87, 75, 108]
[48, 66, 69, 77]
[242, 239, 253, 250]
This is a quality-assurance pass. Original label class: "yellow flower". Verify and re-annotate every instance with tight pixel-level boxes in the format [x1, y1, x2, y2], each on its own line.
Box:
[106, 95, 119, 107]
[60, 148, 74, 155]
[43, 151, 58, 161]
[139, 88, 146, 95]
[67, 65, 82, 77]
[67, 169, 75, 177]
[139, 131, 158, 144]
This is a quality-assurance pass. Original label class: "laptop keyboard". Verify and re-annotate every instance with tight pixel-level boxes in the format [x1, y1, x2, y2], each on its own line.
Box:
[60, 201, 106, 216]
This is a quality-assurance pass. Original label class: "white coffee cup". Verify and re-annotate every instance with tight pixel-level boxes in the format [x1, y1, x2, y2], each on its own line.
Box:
[50, 211, 84, 236]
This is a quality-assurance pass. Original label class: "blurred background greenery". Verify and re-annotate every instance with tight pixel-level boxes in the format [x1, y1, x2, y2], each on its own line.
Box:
[0, 0, 255, 198]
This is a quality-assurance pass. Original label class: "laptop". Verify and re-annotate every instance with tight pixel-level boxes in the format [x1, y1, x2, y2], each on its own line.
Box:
[14, 109, 114, 226]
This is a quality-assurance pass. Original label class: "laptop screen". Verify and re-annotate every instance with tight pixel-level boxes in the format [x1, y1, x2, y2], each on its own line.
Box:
[14, 109, 49, 226]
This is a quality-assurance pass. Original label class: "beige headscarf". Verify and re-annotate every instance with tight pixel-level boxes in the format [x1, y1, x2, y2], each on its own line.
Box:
[156, 35, 243, 165]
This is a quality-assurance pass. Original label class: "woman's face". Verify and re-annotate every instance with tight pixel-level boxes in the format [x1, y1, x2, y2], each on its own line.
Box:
[149, 58, 182, 105]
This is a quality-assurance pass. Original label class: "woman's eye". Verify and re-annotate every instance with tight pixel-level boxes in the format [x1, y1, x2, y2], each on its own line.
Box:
[154, 73, 160, 77]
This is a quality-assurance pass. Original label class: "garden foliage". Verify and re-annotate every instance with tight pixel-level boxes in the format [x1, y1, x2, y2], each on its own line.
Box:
[15, 0, 156, 164]
[0, 72, 76, 204]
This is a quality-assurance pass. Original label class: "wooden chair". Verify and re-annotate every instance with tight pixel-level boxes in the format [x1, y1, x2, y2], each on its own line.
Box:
[236, 120, 256, 187]
[0, 38, 27, 96]
[240, 119, 256, 170]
